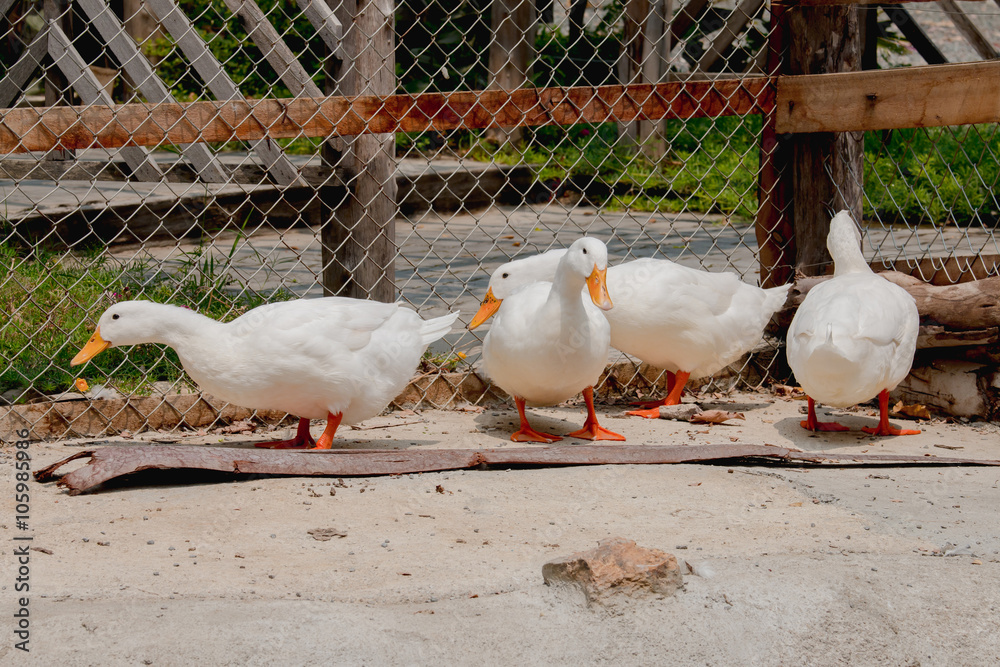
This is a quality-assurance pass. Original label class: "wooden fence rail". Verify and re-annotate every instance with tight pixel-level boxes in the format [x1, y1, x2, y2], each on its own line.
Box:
[0, 79, 772, 154]
[5, 56, 1000, 156]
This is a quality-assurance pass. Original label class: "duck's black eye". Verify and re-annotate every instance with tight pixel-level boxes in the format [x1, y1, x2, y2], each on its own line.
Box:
[582, 248, 588, 255]
[112, 313, 120, 320]
[502, 272, 509, 279]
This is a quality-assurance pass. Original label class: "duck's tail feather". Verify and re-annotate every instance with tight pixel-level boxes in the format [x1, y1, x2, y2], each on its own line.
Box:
[420, 311, 461, 347]
[762, 283, 792, 317]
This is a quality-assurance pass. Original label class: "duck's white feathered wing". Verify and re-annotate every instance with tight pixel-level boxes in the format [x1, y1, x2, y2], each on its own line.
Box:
[607, 259, 789, 377]
[202, 299, 457, 424]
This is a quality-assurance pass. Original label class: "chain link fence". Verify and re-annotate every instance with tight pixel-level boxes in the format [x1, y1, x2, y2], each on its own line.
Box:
[1, 0, 998, 439]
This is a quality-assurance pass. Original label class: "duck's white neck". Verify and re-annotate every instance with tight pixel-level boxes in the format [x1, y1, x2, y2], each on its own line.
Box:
[137, 305, 222, 351]
[551, 261, 588, 306]
[829, 226, 871, 277]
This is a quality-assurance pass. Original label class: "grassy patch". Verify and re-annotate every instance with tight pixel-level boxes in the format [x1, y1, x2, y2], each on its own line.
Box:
[0, 243, 293, 399]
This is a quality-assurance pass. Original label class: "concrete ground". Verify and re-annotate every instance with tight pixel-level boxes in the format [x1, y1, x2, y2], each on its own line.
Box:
[5, 390, 1000, 665]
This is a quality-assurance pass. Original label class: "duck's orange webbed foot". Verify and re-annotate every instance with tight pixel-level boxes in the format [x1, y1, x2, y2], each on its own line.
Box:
[255, 417, 316, 448]
[567, 421, 625, 441]
[511, 427, 563, 443]
[861, 423, 921, 437]
[800, 418, 850, 432]
[625, 406, 663, 420]
[255, 413, 343, 449]
[862, 390, 920, 437]
[511, 396, 562, 443]
[570, 387, 626, 441]
[799, 397, 849, 432]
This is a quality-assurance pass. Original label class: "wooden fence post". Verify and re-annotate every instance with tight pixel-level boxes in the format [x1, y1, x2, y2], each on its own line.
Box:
[487, 0, 536, 148]
[756, 2, 863, 286]
[755, 1, 791, 289]
[788, 3, 863, 276]
[617, 0, 671, 157]
[322, 0, 397, 302]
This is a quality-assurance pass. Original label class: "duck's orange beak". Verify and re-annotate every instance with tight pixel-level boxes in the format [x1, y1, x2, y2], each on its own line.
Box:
[587, 267, 613, 311]
[469, 288, 502, 330]
[71, 327, 110, 366]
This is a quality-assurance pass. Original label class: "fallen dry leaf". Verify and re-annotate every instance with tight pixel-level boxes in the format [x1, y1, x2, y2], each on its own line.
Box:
[690, 410, 745, 425]
[789, 502, 802, 507]
[457, 405, 485, 413]
[216, 419, 256, 435]
[771, 383, 805, 398]
[890, 401, 931, 420]
[307, 528, 347, 541]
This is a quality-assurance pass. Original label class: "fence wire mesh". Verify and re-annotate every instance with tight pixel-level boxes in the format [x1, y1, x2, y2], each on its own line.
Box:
[1, 0, 999, 439]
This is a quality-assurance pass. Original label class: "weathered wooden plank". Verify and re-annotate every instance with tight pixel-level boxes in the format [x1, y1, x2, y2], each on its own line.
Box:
[75, 0, 229, 182]
[670, 0, 710, 42]
[222, 0, 323, 98]
[294, 0, 343, 58]
[777, 61, 1000, 133]
[938, 0, 999, 60]
[0, 78, 773, 154]
[1, 0, 19, 16]
[883, 4, 946, 64]
[696, 0, 766, 72]
[48, 25, 164, 181]
[142, 0, 305, 186]
[36, 443, 1000, 495]
[874, 253, 1000, 285]
[0, 28, 48, 110]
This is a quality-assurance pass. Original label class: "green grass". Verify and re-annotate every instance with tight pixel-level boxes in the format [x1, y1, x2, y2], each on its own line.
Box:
[0, 243, 293, 400]
[455, 118, 1000, 227]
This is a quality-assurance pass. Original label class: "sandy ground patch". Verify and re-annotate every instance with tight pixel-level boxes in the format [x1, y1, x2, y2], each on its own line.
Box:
[4, 392, 1000, 665]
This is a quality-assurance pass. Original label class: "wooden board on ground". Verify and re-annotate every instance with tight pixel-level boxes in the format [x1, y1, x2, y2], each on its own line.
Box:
[35, 443, 1000, 495]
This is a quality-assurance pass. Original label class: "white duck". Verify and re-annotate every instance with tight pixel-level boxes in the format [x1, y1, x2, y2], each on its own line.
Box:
[786, 210, 920, 436]
[471, 247, 790, 419]
[71, 298, 460, 449]
[478, 237, 624, 443]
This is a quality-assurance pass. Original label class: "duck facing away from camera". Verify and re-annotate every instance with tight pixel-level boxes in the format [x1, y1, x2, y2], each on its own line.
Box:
[478, 237, 625, 443]
[72, 298, 460, 449]
[786, 210, 920, 436]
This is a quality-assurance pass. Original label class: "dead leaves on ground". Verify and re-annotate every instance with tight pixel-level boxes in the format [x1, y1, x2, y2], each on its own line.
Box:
[689, 410, 746, 425]
[890, 400, 932, 420]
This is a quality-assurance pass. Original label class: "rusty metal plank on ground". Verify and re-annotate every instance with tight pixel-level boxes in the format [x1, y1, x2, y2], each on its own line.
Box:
[35, 444, 1000, 495]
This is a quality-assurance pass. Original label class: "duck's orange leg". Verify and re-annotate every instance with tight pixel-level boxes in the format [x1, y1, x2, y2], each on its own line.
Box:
[511, 396, 562, 443]
[627, 371, 691, 419]
[862, 390, 920, 437]
[255, 417, 316, 449]
[630, 371, 677, 408]
[800, 397, 849, 432]
[569, 387, 626, 441]
[312, 412, 344, 449]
